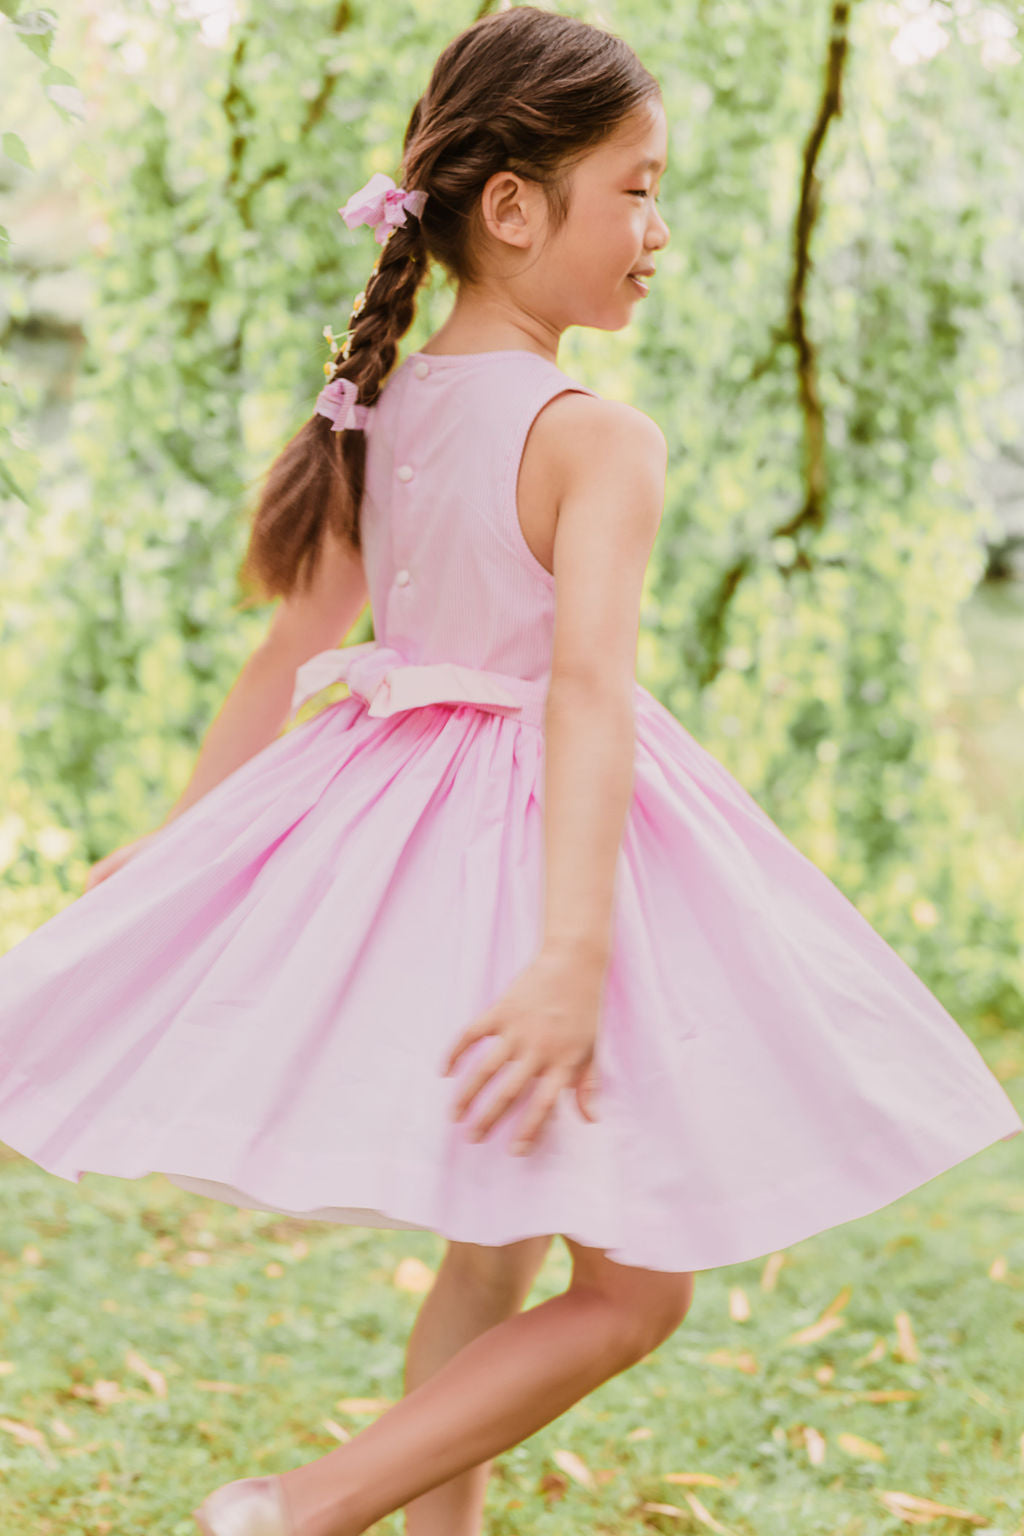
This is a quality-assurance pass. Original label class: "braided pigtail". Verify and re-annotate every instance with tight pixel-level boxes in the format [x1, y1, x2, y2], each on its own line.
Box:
[239, 168, 430, 603]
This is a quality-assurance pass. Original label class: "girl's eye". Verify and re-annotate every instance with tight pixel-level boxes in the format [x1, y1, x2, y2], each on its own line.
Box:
[629, 190, 662, 203]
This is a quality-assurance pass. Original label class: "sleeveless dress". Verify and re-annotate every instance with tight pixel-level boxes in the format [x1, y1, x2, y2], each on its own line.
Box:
[0, 348, 1019, 1274]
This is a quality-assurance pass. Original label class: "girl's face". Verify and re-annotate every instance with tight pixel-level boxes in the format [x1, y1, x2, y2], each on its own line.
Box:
[544, 99, 671, 332]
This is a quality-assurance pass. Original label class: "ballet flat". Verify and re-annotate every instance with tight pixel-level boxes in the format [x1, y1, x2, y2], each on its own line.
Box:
[192, 1474, 291, 1536]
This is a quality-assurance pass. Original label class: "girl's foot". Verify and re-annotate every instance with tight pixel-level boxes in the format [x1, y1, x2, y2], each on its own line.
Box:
[192, 1474, 292, 1535]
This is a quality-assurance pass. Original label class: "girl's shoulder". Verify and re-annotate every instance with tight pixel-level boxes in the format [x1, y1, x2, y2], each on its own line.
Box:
[526, 386, 667, 483]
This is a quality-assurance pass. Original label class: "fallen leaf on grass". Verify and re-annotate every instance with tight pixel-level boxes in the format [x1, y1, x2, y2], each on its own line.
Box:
[855, 1337, 887, 1366]
[0, 1417, 48, 1450]
[876, 1489, 988, 1525]
[67, 1380, 124, 1407]
[626, 1426, 654, 1441]
[539, 1472, 568, 1501]
[682, 1491, 738, 1533]
[335, 1397, 392, 1413]
[321, 1419, 352, 1442]
[785, 1285, 852, 1346]
[802, 1425, 826, 1465]
[394, 1256, 435, 1293]
[663, 1473, 729, 1488]
[641, 1492, 737, 1533]
[125, 1348, 167, 1397]
[759, 1252, 785, 1291]
[552, 1448, 595, 1487]
[786, 1314, 844, 1346]
[704, 1349, 758, 1374]
[728, 1287, 750, 1321]
[821, 1285, 852, 1319]
[837, 1432, 885, 1461]
[194, 1379, 247, 1394]
[893, 1311, 919, 1363]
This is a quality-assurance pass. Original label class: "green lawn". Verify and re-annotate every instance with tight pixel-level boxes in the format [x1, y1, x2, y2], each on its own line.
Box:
[1, 1021, 1022, 1536]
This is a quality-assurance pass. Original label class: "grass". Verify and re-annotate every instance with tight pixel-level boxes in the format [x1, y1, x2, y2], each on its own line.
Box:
[0, 1019, 1022, 1536]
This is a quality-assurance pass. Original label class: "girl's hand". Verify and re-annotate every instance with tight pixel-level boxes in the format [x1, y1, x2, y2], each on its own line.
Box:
[83, 829, 163, 894]
[442, 943, 606, 1157]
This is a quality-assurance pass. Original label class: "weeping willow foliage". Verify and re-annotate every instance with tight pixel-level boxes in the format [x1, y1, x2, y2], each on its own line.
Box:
[2, 0, 1023, 1029]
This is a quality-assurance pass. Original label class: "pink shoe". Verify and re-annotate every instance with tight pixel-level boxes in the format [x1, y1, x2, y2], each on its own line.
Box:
[192, 1474, 292, 1535]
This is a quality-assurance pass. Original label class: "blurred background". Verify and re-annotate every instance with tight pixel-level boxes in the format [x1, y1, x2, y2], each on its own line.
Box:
[2, 0, 1024, 1040]
[3, 8, 1024, 1533]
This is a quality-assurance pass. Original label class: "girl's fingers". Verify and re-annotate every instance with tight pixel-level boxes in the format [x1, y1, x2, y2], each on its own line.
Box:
[463, 1056, 538, 1142]
[449, 1035, 515, 1120]
[509, 1072, 569, 1155]
[442, 1018, 490, 1076]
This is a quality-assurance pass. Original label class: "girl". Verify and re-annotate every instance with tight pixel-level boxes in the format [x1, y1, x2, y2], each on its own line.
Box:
[0, 9, 1020, 1536]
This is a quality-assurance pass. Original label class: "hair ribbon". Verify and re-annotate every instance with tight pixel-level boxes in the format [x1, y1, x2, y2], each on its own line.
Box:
[315, 376, 372, 435]
[340, 172, 428, 246]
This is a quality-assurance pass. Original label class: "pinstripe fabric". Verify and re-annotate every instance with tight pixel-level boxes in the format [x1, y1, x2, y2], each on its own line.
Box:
[360, 350, 595, 679]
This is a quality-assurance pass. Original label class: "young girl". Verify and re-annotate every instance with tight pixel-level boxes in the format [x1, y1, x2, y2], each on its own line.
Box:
[0, 8, 1020, 1536]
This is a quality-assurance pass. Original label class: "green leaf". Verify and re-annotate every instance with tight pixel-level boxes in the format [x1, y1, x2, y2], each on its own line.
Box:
[0, 455, 31, 502]
[41, 62, 76, 86]
[11, 6, 56, 61]
[2, 130, 32, 169]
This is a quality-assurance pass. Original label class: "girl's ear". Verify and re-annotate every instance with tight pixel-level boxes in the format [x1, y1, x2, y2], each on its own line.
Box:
[479, 171, 534, 250]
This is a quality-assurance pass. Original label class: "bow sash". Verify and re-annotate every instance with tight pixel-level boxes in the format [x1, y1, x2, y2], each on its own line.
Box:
[289, 641, 549, 728]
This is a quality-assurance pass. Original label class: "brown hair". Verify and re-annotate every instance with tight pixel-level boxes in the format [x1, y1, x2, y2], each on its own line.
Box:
[237, 4, 661, 605]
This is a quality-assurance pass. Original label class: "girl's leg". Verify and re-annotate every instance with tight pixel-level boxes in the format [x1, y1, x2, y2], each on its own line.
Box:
[402, 1235, 554, 1536]
[277, 1236, 695, 1536]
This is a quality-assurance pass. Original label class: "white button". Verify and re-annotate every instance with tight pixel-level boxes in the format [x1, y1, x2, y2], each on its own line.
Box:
[395, 568, 411, 586]
[414, 360, 429, 378]
[397, 464, 414, 481]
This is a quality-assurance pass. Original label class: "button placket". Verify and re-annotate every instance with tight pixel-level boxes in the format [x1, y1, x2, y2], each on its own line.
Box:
[392, 360, 425, 592]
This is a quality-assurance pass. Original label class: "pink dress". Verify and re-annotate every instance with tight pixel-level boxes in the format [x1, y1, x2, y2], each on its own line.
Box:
[0, 348, 1019, 1273]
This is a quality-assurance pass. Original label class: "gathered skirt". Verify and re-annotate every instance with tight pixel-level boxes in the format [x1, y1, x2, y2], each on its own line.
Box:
[0, 680, 1019, 1272]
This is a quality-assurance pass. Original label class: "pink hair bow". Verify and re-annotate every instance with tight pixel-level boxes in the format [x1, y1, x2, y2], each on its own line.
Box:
[315, 375, 372, 434]
[339, 172, 428, 246]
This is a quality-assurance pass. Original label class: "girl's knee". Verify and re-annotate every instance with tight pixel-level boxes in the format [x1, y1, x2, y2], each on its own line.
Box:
[564, 1238, 695, 1361]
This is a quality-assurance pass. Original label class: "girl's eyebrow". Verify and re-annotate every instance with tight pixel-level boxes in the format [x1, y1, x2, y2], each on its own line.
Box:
[628, 156, 666, 172]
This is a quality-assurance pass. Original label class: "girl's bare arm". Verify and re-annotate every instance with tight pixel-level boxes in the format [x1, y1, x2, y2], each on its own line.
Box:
[160, 528, 369, 826]
[540, 394, 667, 972]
